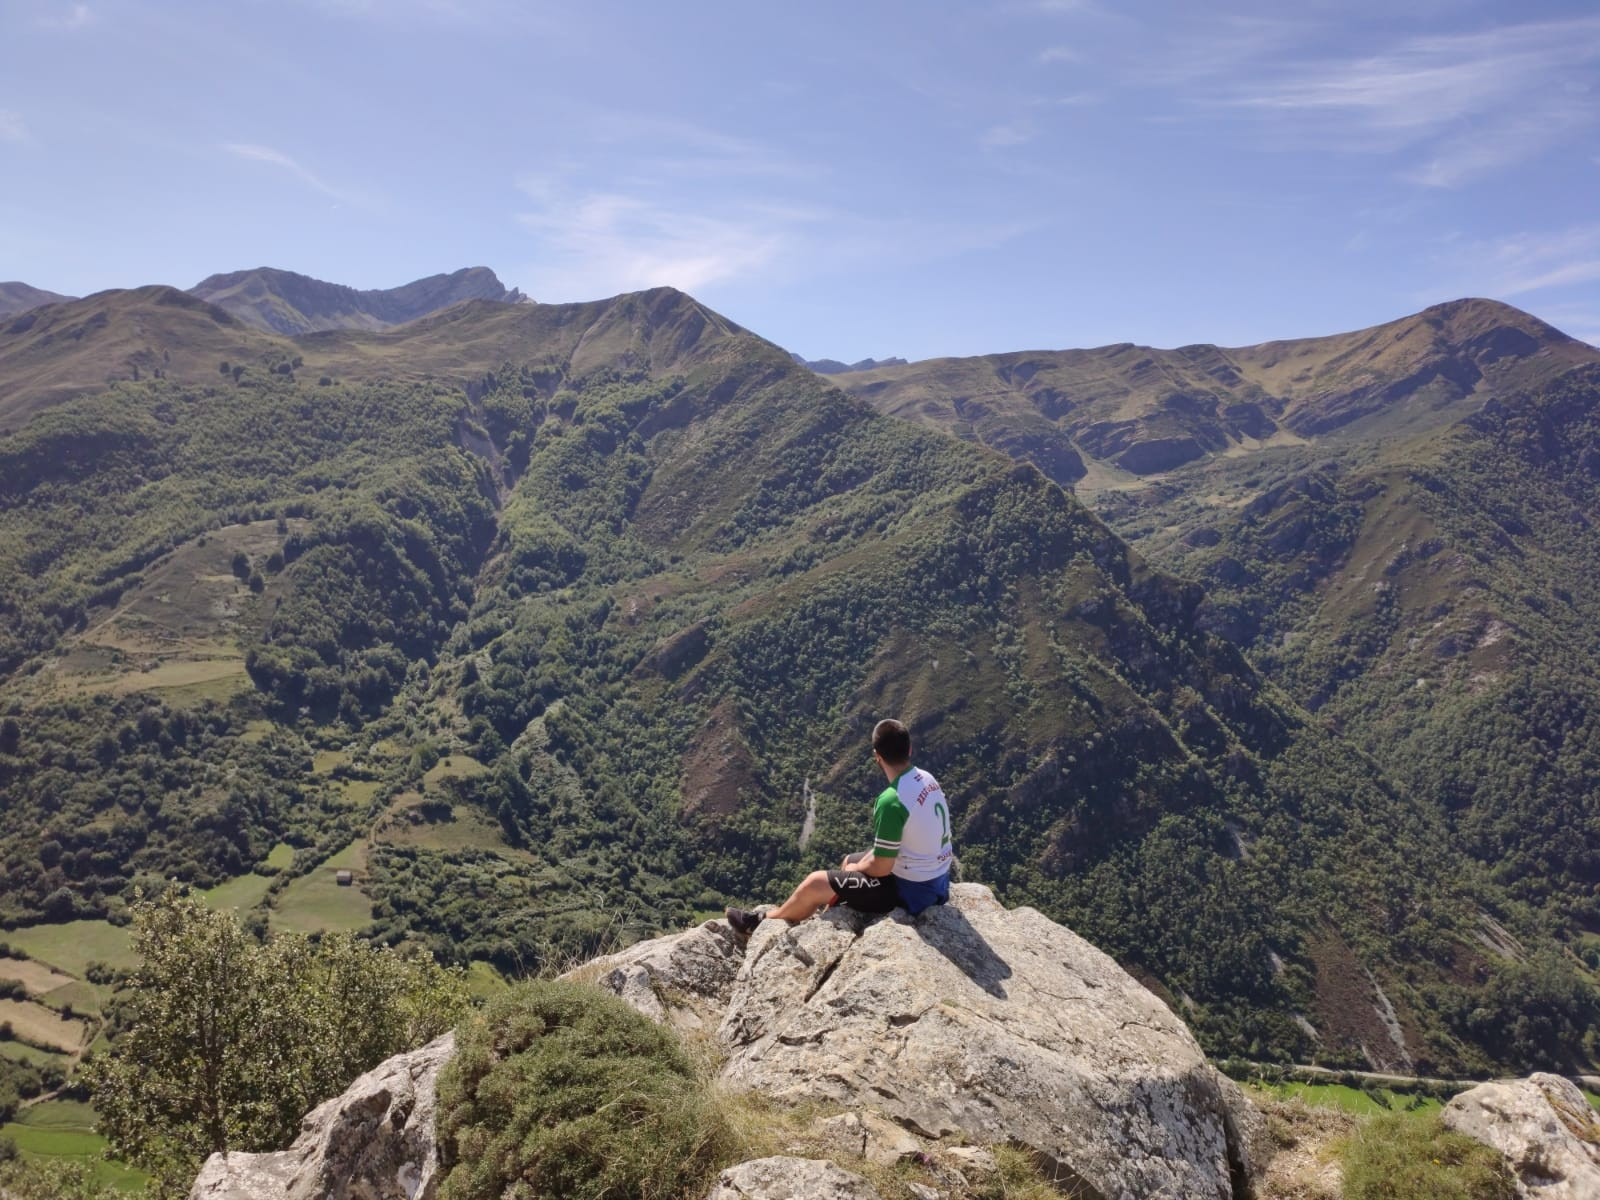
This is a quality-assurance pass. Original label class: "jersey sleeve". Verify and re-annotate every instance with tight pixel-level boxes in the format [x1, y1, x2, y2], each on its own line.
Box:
[872, 788, 909, 858]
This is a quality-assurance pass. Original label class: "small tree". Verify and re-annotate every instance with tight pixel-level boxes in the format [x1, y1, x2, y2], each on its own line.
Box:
[87, 893, 469, 1196]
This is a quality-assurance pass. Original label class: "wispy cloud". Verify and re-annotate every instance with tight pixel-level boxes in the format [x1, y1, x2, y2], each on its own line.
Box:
[516, 181, 797, 296]
[513, 115, 1033, 301]
[1473, 225, 1600, 297]
[1530, 301, 1600, 348]
[1197, 17, 1600, 186]
[1038, 46, 1080, 64]
[222, 143, 363, 207]
[35, 3, 94, 31]
[0, 111, 29, 144]
[981, 122, 1034, 148]
[1426, 223, 1600, 324]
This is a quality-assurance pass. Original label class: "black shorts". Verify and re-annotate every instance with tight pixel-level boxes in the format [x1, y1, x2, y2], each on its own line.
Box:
[827, 865, 900, 914]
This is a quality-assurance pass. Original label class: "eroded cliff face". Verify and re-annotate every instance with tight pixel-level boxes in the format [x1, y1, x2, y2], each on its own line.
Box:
[189, 886, 1266, 1200]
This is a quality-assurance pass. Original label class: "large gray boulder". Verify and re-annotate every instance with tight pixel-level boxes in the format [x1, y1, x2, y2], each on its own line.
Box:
[703, 1156, 881, 1200]
[710, 884, 1256, 1200]
[574, 915, 746, 1032]
[1443, 1072, 1600, 1199]
[187, 1032, 454, 1200]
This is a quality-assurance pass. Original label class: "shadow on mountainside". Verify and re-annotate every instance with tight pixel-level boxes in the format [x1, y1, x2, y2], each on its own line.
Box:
[905, 902, 1013, 999]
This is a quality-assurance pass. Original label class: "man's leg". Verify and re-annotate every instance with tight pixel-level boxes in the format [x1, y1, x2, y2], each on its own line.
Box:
[764, 870, 838, 923]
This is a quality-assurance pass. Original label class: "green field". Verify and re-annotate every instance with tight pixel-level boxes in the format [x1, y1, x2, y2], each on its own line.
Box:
[339, 779, 382, 808]
[422, 755, 489, 789]
[464, 960, 509, 1001]
[312, 748, 353, 774]
[38, 978, 100, 1015]
[270, 840, 373, 935]
[0, 1039, 68, 1068]
[378, 805, 527, 860]
[1253, 1080, 1443, 1118]
[143, 659, 248, 706]
[2, 1100, 147, 1191]
[4, 920, 136, 977]
[200, 872, 274, 912]
[264, 842, 295, 870]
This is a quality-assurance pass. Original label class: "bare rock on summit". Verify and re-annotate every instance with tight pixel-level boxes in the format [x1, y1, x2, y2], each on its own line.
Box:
[1443, 1072, 1600, 1199]
[704, 1156, 882, 1199]
[716, 884, 1258, 1200]
[577, 915, 746, 1032]
[187, 1032, 455, 1200]
[196, 886, 1261, 1200]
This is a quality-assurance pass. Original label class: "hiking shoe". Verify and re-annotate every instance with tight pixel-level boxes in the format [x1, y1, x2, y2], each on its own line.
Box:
[724, 907, 763, 937]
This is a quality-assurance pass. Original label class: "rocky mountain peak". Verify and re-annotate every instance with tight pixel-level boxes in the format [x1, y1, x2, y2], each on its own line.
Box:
[188, 265, 527, 335]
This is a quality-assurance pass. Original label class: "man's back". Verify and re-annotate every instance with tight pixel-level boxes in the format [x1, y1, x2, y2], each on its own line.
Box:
[874, 766, 954, 882]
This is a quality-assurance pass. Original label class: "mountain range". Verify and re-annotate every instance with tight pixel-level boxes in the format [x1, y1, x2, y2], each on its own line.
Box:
[0, 271, 1597, 1081]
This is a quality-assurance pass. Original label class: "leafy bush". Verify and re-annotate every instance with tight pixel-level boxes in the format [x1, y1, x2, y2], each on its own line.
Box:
[437, 979, 727, 1200]
[87, 892, 470, 1192]
[1341, 1113, 1515, 1200]
[0, 1157, 116, 1200]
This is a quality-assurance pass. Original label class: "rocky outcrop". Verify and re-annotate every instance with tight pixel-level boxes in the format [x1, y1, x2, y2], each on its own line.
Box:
[581, 910, 747, 1031]
[595, 883, 1261, 1200]
[188, 1033, 454, 1200]
[191, 887, 1262, 1200]
[703, 1156, 881, 1199]
[1443, 1072, 1600, 1199]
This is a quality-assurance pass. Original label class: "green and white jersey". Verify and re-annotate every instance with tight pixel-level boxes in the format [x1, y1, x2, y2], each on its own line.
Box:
[872, 766, 955, 882]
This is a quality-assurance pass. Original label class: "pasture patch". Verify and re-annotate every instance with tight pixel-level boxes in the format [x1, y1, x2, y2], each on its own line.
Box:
[0, 956, 73, 995]
[1256, 1080, 1442, 1118]
[3, 921, 135, 977]
[0, 1039, 67, 1068]
[201, 873, 274, 912]
[270, 841, 373, 935]
[0, 998, 87, 1052]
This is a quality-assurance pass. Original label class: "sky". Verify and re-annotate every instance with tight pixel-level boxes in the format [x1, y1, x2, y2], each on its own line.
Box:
[2, 0, 1598, 361]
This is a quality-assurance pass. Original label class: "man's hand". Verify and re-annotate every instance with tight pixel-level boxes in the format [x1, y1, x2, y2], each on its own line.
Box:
[838, 849, 894, 876]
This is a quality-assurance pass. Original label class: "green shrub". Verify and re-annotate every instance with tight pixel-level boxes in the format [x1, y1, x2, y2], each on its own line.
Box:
[0, 1157, 116, 1199]
[1342, 1113, 1515, 1200]
[436, 979, 725, 1200]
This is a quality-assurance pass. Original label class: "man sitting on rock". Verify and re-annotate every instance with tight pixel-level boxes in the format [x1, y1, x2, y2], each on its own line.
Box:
[726, 719, 954, 934]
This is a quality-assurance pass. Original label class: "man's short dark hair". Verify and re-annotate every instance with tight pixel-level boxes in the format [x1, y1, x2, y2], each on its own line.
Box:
[872, 719, 911, 765]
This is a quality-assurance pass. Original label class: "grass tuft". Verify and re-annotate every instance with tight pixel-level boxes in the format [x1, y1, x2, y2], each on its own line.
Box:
[1340, 1113, 1516, 1200]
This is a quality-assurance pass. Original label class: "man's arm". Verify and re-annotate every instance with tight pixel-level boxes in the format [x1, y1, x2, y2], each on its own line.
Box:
[842, 851, 896, 877]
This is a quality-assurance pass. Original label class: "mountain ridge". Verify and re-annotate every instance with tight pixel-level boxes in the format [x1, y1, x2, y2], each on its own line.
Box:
[837, 297, 1599, 483]
[189, 265, 527, 336]
[0, 281, 77, 319]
